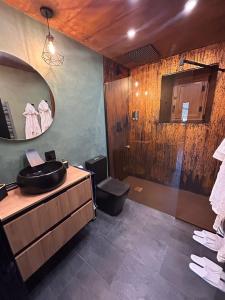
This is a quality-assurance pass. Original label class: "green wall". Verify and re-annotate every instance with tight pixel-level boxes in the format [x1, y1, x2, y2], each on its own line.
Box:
[0, 1, 106, 183]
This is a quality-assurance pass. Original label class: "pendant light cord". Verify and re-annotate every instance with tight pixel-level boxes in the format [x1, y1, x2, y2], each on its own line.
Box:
[46, 16, 51, 36]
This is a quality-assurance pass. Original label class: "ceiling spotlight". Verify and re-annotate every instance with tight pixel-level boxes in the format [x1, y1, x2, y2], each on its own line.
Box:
[134, 81, 139, 87]
[184, 0, 198, 14]
[127, 29, 136, 39]
[144, 91, 148, 96]
[135, 91, 139, 97]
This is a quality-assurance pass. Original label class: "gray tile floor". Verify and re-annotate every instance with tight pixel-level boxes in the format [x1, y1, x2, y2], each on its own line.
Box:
[28, 199, 225, 300]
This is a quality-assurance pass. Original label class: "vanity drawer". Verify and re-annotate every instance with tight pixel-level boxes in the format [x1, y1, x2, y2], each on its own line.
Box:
[16, 231, 54, 281]
[4, 179, 92, 255]
[4, 192, 70, 254]
[52, 200, 94, 252]
[66, 178, 92, 211]
[16, 200, 94, 281]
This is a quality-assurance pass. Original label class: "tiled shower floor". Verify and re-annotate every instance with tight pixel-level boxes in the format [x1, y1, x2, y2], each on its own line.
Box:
[28, 199, 224, 300]
[124, 176, 215, 230]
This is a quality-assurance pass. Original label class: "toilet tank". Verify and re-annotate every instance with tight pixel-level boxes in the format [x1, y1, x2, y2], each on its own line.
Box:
[85, 155, 108, 185]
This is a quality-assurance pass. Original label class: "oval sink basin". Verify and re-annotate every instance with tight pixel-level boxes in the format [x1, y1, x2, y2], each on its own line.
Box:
[17, 161, 67, 194]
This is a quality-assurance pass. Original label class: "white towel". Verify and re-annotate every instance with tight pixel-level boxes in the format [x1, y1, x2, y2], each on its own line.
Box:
[209, 139, 225, 229]
[23, 103, 41, 139]
[213, 139, 225, 161]
[38, 100, 53, 133]
[217, 238, 225, 263]
[213, 215, 224, 231]
[210, 160, 225, 216]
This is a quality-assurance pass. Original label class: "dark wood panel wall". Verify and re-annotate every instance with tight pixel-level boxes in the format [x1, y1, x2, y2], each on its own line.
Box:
[128, 42, 225, 195]
[104, 78, 129, 178]
[103, 57, 130, 83]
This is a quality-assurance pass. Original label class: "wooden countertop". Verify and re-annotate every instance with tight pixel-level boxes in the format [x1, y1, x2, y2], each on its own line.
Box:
[0, 166, 90, 222]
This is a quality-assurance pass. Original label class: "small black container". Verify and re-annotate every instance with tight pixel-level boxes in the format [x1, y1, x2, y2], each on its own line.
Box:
[0, 184, 8, 201]
[45, 150, 56, 161]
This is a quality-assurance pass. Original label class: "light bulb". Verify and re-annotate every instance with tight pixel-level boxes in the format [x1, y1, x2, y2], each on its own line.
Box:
[144, 91, 148, 96]
[47, 40, 55, 55]
[184, 0, 198, 14]
[127, 29, 136, 39]
[135, 91, 139, 97]
[134, 81, 139, 87]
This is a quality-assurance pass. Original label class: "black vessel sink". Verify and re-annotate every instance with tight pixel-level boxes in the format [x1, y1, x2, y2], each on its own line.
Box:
[17, 161, 67, 195]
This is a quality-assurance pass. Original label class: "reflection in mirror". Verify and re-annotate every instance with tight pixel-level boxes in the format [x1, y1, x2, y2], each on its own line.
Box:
[0, 52, 55, 140]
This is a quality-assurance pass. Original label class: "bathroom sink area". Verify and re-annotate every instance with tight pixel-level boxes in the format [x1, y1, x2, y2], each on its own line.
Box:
[17, 161, 67, 195]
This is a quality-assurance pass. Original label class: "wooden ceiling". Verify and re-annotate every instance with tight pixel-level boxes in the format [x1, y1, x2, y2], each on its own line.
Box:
[4, 0, 225, 67]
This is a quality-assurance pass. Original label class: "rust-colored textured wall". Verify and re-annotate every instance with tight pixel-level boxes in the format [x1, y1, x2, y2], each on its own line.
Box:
[128, 43, 225, 195]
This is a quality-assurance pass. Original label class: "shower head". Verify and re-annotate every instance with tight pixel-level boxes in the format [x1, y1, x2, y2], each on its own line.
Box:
[178, 58, 225, 72]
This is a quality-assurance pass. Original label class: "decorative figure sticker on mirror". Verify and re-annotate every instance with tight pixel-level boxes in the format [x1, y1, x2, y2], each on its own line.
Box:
[0, 51, 55, 140]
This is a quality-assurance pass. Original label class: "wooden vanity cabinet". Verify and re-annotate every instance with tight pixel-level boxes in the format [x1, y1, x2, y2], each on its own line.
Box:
[4, 193, 69, 255]
[4, 178, 92, 255]
[0, 167, 94, 281]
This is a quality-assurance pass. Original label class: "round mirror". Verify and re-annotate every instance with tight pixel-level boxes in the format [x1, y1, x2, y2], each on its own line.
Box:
[0, 52, 55, 140]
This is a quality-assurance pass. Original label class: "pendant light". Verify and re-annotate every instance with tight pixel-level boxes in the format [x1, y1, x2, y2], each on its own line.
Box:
[40, 6, 64, 66]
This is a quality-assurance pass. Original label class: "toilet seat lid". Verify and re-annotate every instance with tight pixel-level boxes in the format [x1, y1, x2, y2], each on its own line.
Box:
[97, 177, 130, 197]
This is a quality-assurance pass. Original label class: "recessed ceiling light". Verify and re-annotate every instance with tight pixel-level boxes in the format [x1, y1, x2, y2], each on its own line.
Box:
[184, 0, 198, 14]
[135, 91, 139, 97]
[134, 81, 139, 87]
[129, 0, 139, 3]
[127, 29, 136, 39]
[144, 91, 148, 96]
